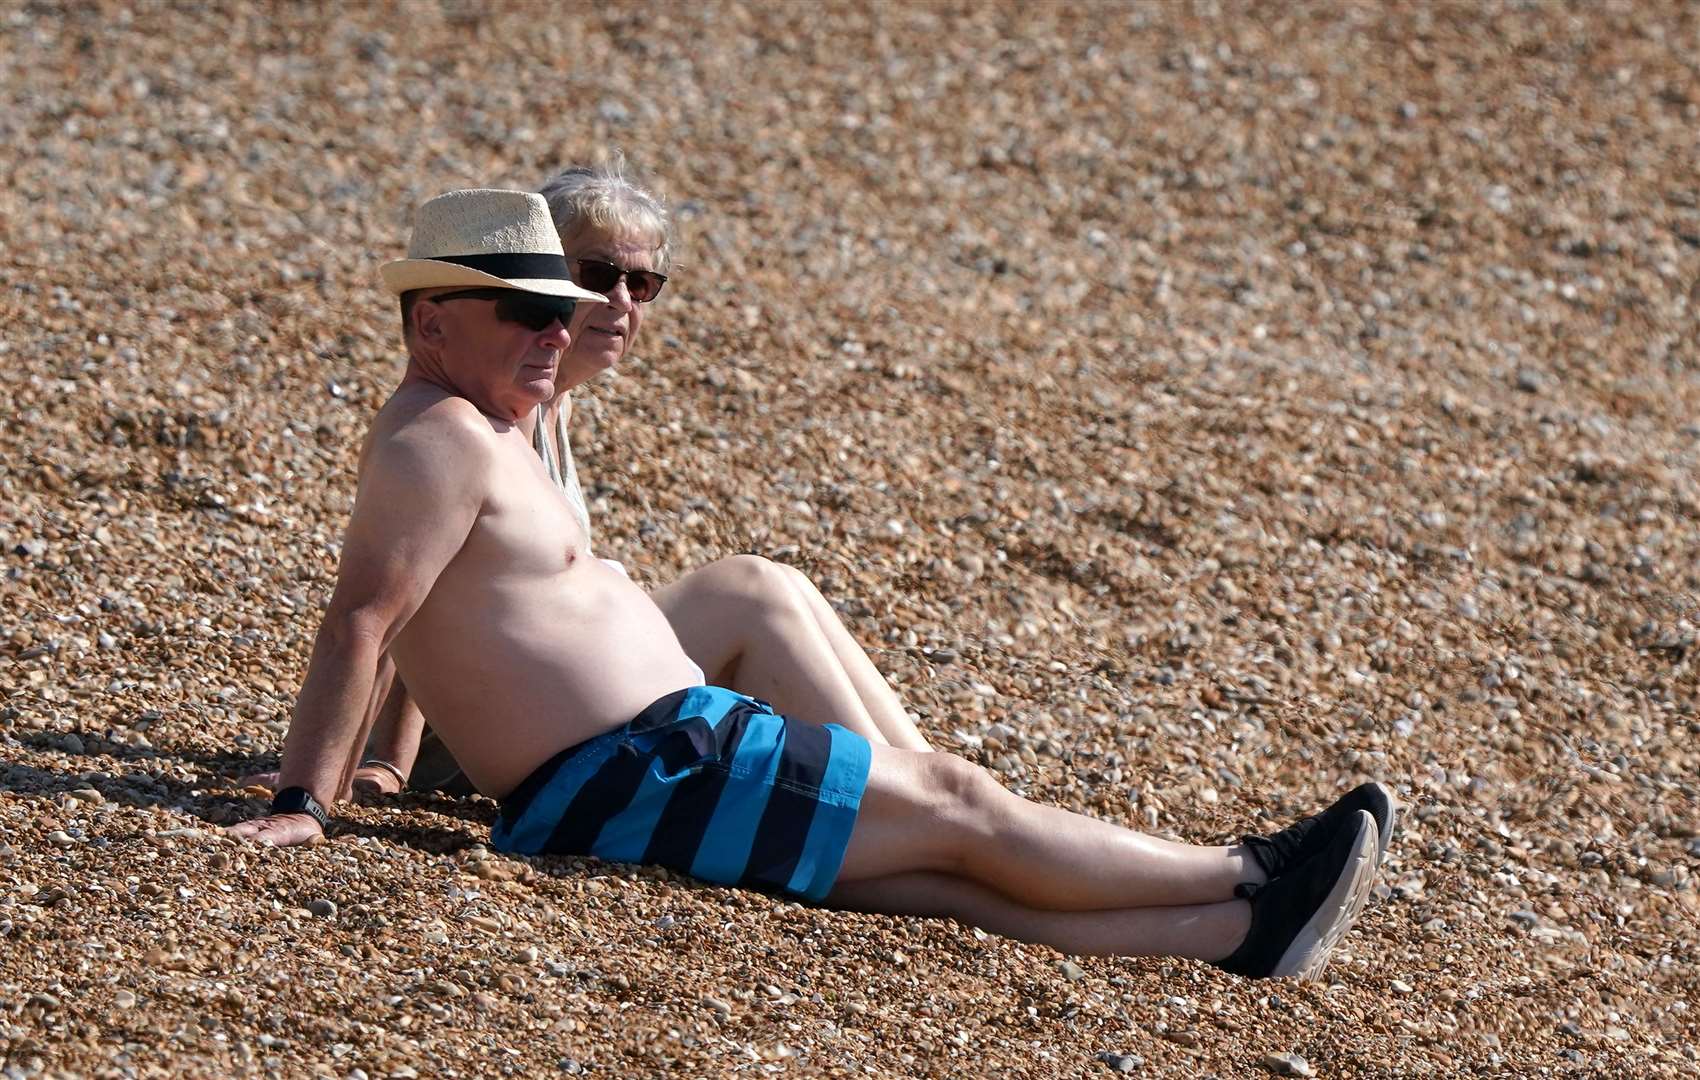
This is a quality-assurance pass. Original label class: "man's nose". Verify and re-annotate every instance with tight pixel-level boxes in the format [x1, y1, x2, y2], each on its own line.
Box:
[538, 320, 572, 349]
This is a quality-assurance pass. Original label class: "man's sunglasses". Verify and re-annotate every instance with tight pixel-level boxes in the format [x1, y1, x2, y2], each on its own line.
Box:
[430, 288, 577, 331]
[572, 259, 668, 303]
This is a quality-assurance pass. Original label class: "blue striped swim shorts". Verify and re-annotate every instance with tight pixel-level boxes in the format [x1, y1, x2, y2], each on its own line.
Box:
[489, 686, 873, 902]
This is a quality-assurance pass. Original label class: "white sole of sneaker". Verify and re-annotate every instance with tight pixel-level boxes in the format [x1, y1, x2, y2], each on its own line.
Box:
[1268, 811, 1380, 980]
[1366, 782, 1398, 867]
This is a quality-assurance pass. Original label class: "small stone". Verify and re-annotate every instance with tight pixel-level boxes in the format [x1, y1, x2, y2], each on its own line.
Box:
[54, 732, 85, 755]
[702, 995, 733, 1017]
[1509, 910, 1538, 929]
[557, 1059, 584, 1075]
[1059, 959, 1086, 982]
[1096, 1051, 1143, 1073]
[69, 788, 104, 805]
[47, 831, 77, 847]
[516, 946, 540, 964]
[1515, 368, 1545, 392]
[113, 990, 137, 1009]
[1262, 1052, 1315, 1077]
[305, 898, 338, 918]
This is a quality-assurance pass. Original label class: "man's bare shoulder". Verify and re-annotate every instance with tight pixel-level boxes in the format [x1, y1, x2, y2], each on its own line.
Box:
[362, 384, 506, 474]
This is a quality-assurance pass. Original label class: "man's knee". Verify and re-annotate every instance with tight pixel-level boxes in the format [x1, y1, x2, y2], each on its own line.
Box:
[921, 751, 1001, 820]
[775, 561, 816, 596]
[713, 554, 804, 622]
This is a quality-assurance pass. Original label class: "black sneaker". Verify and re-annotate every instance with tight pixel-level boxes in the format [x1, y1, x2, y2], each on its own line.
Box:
[1241, 782, 1396, 884]
[1213, 809, 1379, 980]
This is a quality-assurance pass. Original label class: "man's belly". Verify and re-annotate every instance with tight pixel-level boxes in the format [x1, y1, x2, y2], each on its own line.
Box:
[392, 559, 706, 797]
[598, 556, 707, 685]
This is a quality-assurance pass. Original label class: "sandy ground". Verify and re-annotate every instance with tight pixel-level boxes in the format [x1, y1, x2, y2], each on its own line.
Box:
[1, 1, 1697, 1076]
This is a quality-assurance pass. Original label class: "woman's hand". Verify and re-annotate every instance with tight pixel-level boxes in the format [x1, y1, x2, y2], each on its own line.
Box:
[238, 768, 283, 791]
[350, 764, 404, 799]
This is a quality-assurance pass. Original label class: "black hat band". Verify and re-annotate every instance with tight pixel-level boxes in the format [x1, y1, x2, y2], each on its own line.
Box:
[433, 252, 573, 280]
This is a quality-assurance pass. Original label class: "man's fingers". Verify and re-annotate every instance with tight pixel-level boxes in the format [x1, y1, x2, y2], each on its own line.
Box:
[225, 814, 325, 847]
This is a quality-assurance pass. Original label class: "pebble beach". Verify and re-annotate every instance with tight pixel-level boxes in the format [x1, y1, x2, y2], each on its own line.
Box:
[1, 2, 1697, 1076]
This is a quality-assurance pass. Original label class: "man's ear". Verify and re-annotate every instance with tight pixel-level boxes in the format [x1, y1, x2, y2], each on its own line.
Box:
[413, 297, 446, 345]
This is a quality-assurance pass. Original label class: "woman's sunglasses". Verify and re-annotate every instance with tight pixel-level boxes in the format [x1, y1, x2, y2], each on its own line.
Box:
[572, 259, 667, 303]
[430, 288, 577, 331]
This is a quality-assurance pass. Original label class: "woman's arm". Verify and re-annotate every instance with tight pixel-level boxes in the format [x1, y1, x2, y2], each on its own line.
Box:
[358, 665, 426, 795]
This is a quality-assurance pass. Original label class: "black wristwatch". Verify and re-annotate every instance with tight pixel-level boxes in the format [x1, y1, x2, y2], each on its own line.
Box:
[270, 786, 331, 831]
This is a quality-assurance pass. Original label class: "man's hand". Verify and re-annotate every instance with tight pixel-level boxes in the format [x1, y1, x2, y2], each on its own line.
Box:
[226, 812, 325, 847]
[237, 766, 401, 802]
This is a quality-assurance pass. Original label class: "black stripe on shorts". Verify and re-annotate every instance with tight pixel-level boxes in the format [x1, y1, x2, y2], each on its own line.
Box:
[498, 742, 580, 826]
[640, 701, 757, 871]
[545, 738, 654, 854]
[739, 718, 830, 894]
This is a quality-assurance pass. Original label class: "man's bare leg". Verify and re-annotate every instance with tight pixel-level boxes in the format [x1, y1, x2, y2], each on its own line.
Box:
[837, 745, 1264, 910]
[773, 562, 932, 751]
[653, 555, 932, 750]
[830, 871, 1249, 961]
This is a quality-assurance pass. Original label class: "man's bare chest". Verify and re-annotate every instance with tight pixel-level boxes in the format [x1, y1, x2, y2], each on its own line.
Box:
[460, 450, 589, 577]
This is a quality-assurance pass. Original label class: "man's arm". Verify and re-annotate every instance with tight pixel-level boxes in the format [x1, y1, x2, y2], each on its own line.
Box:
[356, 672, 427, 795]
[228, 412, 488, 845]
[235, 652, 406, 799]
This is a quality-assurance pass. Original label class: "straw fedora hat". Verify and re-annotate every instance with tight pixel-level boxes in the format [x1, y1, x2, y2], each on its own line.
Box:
[380, 188, 606, 302]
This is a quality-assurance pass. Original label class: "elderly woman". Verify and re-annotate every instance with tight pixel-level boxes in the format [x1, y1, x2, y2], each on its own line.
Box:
[345, 158, 931, 796]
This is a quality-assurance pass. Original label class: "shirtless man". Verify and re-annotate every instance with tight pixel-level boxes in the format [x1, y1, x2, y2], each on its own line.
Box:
[230, 189, 1395, 979]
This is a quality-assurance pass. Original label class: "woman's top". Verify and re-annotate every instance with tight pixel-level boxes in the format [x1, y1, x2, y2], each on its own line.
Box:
[532, 400, 593, 542]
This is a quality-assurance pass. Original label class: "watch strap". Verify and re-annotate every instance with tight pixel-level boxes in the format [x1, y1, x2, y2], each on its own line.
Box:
[270, 785, 331, 830]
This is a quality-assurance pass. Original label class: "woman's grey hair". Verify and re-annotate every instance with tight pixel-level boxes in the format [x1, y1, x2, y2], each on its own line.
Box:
[538, 153, 672, 273]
